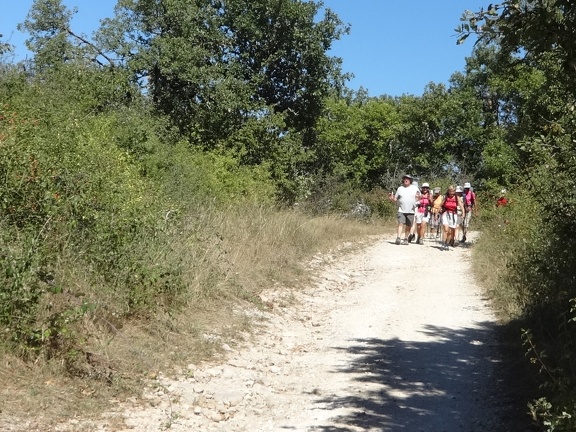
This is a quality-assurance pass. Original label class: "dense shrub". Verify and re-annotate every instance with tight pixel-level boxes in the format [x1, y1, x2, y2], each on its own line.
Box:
[474, 177, 576, 431]
[0, 67, 277, 359]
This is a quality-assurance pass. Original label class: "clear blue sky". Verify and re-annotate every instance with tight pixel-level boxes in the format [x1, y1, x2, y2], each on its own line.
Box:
[1, 0, 486, 97]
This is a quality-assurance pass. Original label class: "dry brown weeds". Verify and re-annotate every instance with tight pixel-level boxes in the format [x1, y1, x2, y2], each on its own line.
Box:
[0, 208, 388, 430]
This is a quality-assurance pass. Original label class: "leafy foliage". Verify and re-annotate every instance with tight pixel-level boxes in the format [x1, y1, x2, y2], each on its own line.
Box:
[458, 2, 576, 429]
[315, 96, 400, 189]
[97, 0, 348, 149]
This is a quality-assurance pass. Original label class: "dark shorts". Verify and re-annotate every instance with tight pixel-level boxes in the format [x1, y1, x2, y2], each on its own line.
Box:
[397, 212, 414, 227]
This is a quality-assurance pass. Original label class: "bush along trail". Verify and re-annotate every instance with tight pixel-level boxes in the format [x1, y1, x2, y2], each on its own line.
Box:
[32, 232, 536, 432]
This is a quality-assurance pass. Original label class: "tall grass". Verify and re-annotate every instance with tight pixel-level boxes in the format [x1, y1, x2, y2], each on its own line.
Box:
[471, 190, 540, 319]
[0, 197, 386, 422]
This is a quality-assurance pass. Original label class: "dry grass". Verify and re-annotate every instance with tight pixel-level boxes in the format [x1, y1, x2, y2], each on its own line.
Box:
[470, 198, 540, 323]
[471, 225, 525, 320]
[0, 206, 388, 429]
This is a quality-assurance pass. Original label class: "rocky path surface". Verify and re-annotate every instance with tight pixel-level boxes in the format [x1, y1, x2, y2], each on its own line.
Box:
[51, 233, 532, 431]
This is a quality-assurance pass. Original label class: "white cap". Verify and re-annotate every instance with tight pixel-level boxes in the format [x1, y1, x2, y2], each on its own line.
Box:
[422, 182, 430, 188]
[464, 182, 471, 189]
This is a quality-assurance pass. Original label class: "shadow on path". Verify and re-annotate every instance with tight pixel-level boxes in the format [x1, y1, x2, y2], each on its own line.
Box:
[307, 323, 535, 432]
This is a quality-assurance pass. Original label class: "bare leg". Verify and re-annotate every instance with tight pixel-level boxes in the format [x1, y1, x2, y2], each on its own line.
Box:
[442, 223, 449, 246]
[417, 223, 426, 243]
[454, 224, 459, 243]
[462, 211, 471, 241]
[447, 228, 455, 247]
[404, 224, 411, 238]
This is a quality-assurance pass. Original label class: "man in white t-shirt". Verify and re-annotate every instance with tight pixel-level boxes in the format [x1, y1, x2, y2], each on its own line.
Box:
[388, 174, 420, 245]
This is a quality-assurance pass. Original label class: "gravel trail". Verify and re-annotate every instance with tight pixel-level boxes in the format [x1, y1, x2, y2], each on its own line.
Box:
[47, 232, 532, 431]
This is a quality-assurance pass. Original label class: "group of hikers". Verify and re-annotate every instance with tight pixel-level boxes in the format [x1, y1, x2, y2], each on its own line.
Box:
[387, 174, 478, 251]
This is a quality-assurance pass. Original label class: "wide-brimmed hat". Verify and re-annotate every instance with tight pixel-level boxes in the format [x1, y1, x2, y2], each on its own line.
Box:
[433, 187, 441, 193]
[402, 174, 413, 180]
[456, 186, 464, 193]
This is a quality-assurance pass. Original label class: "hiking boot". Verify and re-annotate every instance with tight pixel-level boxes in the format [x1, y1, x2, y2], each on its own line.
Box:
[401, 238, 409, 245]
[408, 234, 415, 243]
[418, 238, 424, 245]
[462, 235, 467, 243]
[395, 237, 401, 245]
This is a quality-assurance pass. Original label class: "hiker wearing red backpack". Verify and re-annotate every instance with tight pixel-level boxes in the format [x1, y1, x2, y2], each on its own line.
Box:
[440, 185, 466, 251]
[414, 182, 432, 245]
[461, 182, 478, 243]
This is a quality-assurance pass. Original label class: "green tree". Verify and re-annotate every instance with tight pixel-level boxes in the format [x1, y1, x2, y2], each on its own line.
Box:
[223, 0, 348, 143]
[457, 1, 576, 90]
[0, 34, 12, 57]
[315, 95, 400, 188]
[393, 82, 485, 179]
[19, 0, 115, 70]
[98, 0, 348, 148]
[458, 3, 576, 429]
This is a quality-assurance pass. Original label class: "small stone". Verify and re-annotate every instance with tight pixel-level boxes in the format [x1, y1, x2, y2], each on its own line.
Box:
[206, 367, 222, 377]
[208, 412, 225, 422]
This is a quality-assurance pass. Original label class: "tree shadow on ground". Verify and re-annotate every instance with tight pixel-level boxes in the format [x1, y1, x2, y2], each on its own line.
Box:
[307, 323, 539, 432]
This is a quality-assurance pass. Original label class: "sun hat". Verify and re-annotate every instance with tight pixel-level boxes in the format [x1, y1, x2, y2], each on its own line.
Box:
[464, 182, 471, 189]
[455, 186, 463, 193]
[402, 174, 413, 180]
[433, 187, 441, 193]
[421, 182, 430, 188]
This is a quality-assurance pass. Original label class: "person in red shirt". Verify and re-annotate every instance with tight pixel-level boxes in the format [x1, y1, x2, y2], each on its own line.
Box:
[440, 185, 466, 251]
[497, 189, 508, 207]
[414, 182, 432, 244]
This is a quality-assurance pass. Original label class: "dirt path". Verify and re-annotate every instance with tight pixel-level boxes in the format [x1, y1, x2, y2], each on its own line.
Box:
[52, 232, 532, 431]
